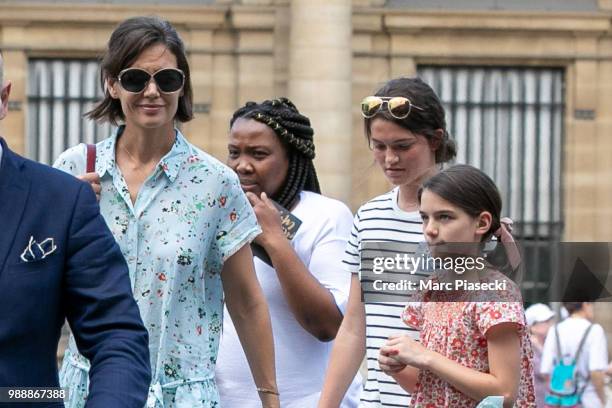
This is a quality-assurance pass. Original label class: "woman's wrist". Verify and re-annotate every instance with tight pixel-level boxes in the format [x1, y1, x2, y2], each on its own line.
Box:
[261, 233, 291, 254]
[256, 386, 279, 396]
[258, 389, 280, 408]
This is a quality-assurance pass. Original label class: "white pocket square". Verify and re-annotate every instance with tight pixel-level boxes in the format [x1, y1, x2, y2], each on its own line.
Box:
[20, 236, 58, 262]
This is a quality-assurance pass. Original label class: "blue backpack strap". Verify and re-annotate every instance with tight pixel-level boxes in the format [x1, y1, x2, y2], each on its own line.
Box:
[573, 323, 594, 397]
[573, 323, 593, 364]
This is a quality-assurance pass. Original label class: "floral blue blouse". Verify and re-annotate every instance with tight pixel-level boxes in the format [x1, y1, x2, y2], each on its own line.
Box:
[54, 127, 260, 408]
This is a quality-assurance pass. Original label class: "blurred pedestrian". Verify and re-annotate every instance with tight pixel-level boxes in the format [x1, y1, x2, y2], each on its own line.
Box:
[541, 302, 608, 408]
[525, 303, 555, 407]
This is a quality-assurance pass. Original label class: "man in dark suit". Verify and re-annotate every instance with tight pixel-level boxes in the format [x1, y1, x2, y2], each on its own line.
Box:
[0, 52, 151, 407]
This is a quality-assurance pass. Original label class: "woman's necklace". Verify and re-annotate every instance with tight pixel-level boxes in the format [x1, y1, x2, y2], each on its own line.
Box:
[120, 142, 149, 171]
[122, 143, 139, 164]
[119, 133, 172, 171]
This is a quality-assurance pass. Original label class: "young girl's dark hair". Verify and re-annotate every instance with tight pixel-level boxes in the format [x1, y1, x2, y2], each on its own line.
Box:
[365, 77, 457, 164]
[418, 164, 502, 241]
[230, 97, 320, 209]
[87, 16, 193, 124]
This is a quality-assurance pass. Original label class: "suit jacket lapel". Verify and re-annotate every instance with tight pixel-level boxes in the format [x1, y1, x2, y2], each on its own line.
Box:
[0, 138, 30, 275]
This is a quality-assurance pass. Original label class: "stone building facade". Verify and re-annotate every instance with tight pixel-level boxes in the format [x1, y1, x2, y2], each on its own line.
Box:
[1, 0, 612, 355]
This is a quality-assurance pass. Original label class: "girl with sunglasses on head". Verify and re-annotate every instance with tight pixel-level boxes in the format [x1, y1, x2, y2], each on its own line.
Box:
[378, 165, 535, 407]
[215, 98, 361, 407]
[319, 77, 457, 408]
[54, 16, 279, 408]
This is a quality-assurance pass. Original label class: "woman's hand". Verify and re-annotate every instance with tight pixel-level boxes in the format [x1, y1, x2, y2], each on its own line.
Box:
[380, 334, 431, 369]
[78, 172, 101, 202]
[246, 192, 285, 248]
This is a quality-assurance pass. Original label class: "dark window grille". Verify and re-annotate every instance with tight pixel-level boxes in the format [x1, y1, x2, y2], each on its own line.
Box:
[27, 59, 114, 164]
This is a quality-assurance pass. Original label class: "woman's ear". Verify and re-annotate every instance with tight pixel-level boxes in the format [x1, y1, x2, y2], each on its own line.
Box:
[428, 128, 444, 152]
[475, 211, 493, 238]
[106, 78, 119, 99]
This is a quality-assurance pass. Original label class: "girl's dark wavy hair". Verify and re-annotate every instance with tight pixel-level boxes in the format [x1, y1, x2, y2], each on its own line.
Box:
[230, 97, 320, 209]
[365, 77, 456, 164]
[418, 164, 502, 241]
[87, 16, 193, 124]
[418, 164, 523, 279]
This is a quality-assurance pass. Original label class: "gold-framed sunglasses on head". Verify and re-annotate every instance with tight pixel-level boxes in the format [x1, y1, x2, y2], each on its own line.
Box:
[360, 96, 424, 119]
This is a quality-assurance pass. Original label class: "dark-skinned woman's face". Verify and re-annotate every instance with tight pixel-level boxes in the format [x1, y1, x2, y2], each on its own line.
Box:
[227, 117, 289, 198]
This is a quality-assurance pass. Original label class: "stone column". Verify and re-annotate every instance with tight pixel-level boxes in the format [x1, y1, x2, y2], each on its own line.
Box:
[288, 0, 352, 202]
[564, 38, 599, 241]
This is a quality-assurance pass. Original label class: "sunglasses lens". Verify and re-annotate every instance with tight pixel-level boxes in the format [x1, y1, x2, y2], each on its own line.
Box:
[361, 96, 383, 117]
[388, 97, 411, 119]
[120, 69, 151, 93]
[154, 69, 184, 93]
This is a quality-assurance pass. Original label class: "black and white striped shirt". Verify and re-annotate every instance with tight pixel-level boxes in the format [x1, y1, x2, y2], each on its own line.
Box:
[343, 187, 424, 408]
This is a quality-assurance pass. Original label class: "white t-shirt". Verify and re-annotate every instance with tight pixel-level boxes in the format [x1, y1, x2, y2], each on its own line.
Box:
[342, 187, 424, 407]
[540, 316, 609, 408]
[216, 191, 362, 407]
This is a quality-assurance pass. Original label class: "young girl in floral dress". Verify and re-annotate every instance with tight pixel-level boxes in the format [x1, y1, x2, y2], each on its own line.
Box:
[378, 164, 536, 408]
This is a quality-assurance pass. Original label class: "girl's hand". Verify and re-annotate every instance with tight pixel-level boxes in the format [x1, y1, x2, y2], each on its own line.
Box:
[77, 172, 101, 202]
[380, 334, 431, 369]
[378, 346, 407, 376]
[246, 192, 285, 248]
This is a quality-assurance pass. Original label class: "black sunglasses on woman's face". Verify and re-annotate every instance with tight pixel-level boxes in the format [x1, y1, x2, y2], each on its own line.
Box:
[117, 68, 185, 94]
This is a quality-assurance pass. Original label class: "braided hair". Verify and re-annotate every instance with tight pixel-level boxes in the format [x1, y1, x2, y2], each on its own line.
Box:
[230, 97, 321, 209]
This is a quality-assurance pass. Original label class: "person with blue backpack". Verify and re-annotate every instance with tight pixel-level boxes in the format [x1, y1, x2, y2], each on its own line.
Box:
[541, 302, 608, 408]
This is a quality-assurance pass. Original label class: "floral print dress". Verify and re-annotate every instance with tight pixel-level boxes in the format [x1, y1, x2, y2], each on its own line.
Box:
[54, 127, 260, 408]
[402, 270, 536, 407]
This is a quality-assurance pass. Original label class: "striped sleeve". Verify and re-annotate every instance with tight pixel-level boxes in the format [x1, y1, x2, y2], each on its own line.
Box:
[342, 212, 361, 274]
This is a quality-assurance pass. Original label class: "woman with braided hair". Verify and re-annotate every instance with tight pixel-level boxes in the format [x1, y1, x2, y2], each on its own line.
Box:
[216, 98, 362, 407]
[229, 98, 320, 209]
